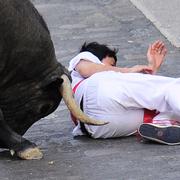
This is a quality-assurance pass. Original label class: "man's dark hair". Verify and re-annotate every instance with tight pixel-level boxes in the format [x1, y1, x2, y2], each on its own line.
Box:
[80, 42, 118, 63]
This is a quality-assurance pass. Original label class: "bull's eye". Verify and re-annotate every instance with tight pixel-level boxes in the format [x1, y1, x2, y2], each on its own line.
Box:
[39, 104, 51, 114]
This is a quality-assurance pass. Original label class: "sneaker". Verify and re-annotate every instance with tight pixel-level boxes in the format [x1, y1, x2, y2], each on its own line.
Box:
[138, 123, 180, 145]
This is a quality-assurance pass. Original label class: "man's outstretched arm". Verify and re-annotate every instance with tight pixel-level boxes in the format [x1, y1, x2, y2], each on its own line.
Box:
[75, 59, 153, 78]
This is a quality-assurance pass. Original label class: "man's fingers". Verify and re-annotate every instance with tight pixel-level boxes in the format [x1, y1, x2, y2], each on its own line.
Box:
[151, 40, 166, 54]
[152, 40, 161, 49]
[161, 47, 167, 56]
[156, 41, 164, 49]
[152, 40, 164, 51]
[157, 45, 164, 54]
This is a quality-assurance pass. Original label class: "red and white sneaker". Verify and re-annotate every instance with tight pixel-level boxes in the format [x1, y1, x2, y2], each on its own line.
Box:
[138, 123, 180, 145]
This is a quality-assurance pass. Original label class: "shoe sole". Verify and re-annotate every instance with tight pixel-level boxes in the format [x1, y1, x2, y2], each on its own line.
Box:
[138, 123, 180, 145]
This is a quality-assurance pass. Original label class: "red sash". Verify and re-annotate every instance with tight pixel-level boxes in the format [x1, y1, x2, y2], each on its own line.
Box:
[143, 109, 180, 125]
[70, 80, 84, 126]
[143, 109, 158, 123]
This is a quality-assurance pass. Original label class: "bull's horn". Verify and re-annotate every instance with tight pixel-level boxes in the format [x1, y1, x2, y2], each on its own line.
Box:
[59, 74, 108, 125]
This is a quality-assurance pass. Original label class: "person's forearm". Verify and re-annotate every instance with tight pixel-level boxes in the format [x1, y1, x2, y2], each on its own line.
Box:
[76, 60, 153, 78]
[77, 62, 123, 78]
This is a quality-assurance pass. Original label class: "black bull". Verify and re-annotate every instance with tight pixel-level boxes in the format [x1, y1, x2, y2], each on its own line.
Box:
[0, 0, 105, 160]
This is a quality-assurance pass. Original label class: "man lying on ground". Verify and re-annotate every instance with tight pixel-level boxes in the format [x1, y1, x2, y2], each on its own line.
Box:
[68, 40, 180, 145]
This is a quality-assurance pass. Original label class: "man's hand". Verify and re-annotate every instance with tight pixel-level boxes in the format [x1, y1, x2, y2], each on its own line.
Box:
[147, 40, 167, 74]
[129, 65, 153, 74]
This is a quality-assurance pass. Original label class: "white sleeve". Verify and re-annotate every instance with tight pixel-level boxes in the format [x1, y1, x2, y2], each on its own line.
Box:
[68, 51, 102, 71]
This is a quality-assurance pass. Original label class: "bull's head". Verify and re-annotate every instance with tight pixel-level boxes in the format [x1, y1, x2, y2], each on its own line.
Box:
[0, 0, 107, 160]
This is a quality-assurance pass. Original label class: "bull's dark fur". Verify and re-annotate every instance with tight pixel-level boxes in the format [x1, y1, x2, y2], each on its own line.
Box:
[0, 0, 70, 155]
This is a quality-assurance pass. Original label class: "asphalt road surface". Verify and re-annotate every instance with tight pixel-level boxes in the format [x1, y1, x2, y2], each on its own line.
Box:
[1, 0, 180, 180]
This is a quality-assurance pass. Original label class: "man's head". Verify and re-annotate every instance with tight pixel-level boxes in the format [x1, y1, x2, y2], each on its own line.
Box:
[80, 42, 118, 66]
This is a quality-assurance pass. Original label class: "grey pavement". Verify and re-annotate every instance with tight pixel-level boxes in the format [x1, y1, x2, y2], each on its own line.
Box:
[1, 0, 180, 180]
[131, 0, 180, 47]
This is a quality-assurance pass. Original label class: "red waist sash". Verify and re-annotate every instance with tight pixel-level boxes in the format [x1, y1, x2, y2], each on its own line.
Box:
[71, 80, 84, 126]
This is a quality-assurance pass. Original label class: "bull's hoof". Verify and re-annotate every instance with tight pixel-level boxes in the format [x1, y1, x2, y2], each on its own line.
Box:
[16, 147, 43, 160]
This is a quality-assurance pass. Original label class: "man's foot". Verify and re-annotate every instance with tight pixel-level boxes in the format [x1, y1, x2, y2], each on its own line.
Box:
[138, 123, 180, 145]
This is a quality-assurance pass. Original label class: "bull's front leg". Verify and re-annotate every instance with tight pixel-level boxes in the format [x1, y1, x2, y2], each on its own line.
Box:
[0, 109, 43, 160]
